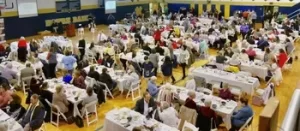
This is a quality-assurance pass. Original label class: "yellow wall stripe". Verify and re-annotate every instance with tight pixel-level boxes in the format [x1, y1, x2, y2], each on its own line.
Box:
[206, 3, 211, 11]
[198, 3, 202, 15]
[38, 8, 56, 14]
[224, 3, 230, 19]
[81, 5, 99, 10]
[1, 11, 18, 17]
[215, 3, 220, 12]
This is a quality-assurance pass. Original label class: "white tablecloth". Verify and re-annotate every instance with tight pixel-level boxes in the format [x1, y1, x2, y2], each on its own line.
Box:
[103, 108, 179, 131]
[169, 85, 237, 129]
[0, 109, 24, 131]
[83, 65, 127, 92]
[109, 24, 131, 32]
[240, 60, 269, 79]
[41, 36, 72, 49]
[192, 67, 260, 95]
[44, 78, 87, 116]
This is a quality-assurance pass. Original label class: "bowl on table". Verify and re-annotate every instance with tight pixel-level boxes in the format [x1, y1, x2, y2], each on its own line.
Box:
[221, 101, 226, 106]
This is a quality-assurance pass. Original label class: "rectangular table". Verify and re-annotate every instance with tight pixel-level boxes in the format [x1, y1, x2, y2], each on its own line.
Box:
[103, 108, 179, 131]
[192, 67, 260, 95]
[44, 78, 87, 117]
[0, 109, 24, 131]
[167, 85, 237, 129]
[240, 61, 269, 80]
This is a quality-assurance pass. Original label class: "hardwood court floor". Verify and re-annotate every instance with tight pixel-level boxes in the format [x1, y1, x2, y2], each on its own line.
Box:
[10, 25, 300, 131]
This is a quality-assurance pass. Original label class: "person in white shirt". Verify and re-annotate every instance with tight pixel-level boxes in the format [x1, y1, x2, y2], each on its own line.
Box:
[185, 75, 196, 91]
[97, 31, 107, 44]
[239, 49, 250, 62]
[125, 68, 140, 88]
[158, 101, 179, 128]
[178, 45, 190, 80]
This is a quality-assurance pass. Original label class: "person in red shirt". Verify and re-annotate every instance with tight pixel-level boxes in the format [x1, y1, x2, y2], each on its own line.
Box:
[0, 44, 5, 56]
[153, 28, 163, 45]
[277, 49, 288, 68]
[17, 37, 28, 62]
[18, 36, 27, 48]
[246, 47, 256, 61]
[129, 22, 137, 33]
[184, 91, 197, 111]
[198, 99, 218, 130]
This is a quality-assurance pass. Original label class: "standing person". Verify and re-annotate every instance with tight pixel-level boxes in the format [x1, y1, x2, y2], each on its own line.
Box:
[161, 56, 176, 84]
[143, 56, 154, 79]
[251, 10, 257, 28]
[178, 45, 190, 80]
[240, 23, 249, 40]
[61, 50, 77, 74]
[153, 28, 163, 45]
[148, 49, 159, 76]
[78, 38, 86, 61]
[17, 36, 28, 62]
[46, 48, 57, 79]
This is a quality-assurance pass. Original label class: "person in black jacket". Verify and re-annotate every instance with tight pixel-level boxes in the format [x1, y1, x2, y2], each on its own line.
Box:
[161, 56, 175, 84]
[142, 43, 152, 55]
[87, 66, 100, 81]
[134, 92, 157, 117]
[102, 54, 114, 68]
[39, 82, 52, 122]
[7, 94, 26, 121]
[19, 94, 45, 131]
[99, 68, 116, 91]
[134, 33, 144, 47]
[78, 39, 86, 60]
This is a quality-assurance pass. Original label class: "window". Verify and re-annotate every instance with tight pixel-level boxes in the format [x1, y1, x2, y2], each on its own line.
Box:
[56, 0, 80, 13]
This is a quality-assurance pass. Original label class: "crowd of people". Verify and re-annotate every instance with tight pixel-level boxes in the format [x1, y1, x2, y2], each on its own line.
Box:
[0, 5, 298, 131]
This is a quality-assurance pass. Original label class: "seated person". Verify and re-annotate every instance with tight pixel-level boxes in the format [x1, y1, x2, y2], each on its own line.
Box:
[87, 66, 100, 81]
[30, 77, 43, 95]
[102, 54, 114, 68]
[20, 63, 35, 80]
[246, 47, 256, 61]
[158, 101, 179, 128]
[230, 97, 253, 131]
[224, 48, 234, 57]
[81, 87, 98, 114]
[73, 70, 86, 89]
[99, 68, 117, 91]
[217, 83, 234, 100]
[147, 76, 160, 97]
[0, 63, 18, 85]
[0, 84, 12, 108]
[7, 94, 26, 121]
[239, 49, 250, 62]
[184, 91, 197, 111]
[216, 52, 227, 64]
[134, 92, 157, 117]
[198, 99, 217, 130]
[19, 94, 45, 131]
[185, 75, 196, 91]
[52, 85, 69, 114]
[142, 43, 152, 55]
[62, 70, 73, 84]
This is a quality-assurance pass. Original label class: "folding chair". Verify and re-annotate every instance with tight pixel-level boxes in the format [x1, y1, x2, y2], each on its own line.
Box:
[38, 111, 47, 131]
[21, 76, 33, 95]
[97, 81, 114, 99]
[182, 121, 199, 131]
[82, 100, 98, 126]
[85, 76, 96, 88]
[239, 116, 253, 131]
[45, 99, 68, 127]
[126, 80, 141, 101]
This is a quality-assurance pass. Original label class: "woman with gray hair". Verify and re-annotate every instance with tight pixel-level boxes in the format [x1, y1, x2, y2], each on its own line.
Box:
[158, 101, 179, 128]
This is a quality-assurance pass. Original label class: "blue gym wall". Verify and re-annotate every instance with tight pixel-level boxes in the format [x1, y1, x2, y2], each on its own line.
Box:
[4, 4, 149, 40]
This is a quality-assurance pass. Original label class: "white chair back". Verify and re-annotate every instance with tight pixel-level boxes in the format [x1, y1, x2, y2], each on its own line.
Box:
[182, 121, 199, 131]
[126, 80, 141, 101]
[45, 99, 67, 127]
[84, 100, 98, 126]
[85, 76, 96, 88]
[97, 81, 114, 99]
[239, 116, 253, 131]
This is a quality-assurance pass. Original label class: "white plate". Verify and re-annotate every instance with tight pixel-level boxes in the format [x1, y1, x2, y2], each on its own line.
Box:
[120, 119, 128, 124]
